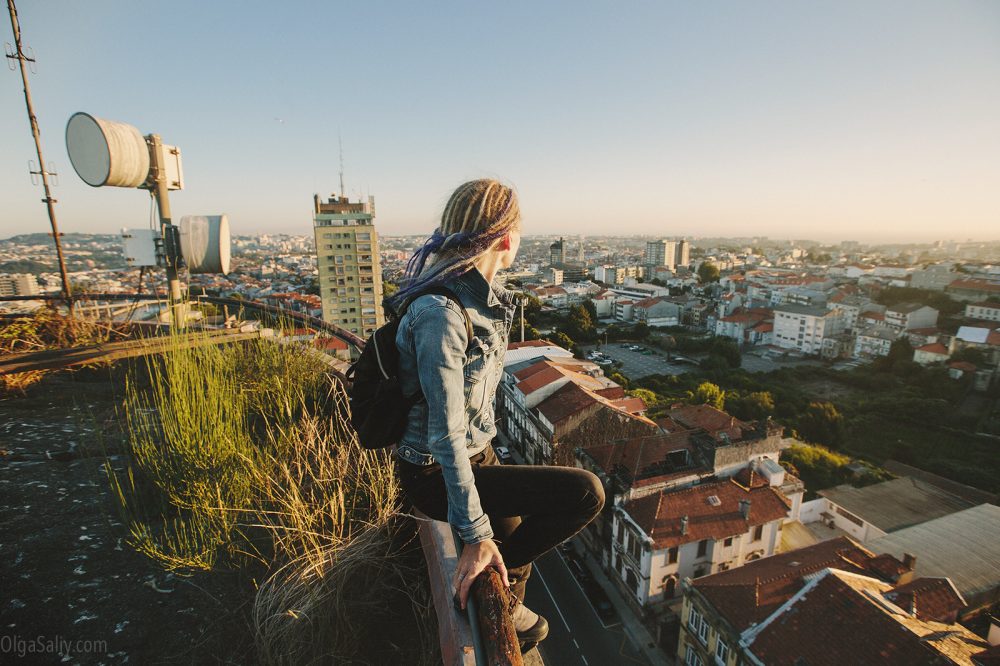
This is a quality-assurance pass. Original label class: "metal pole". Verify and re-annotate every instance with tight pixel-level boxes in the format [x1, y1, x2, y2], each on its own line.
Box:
[147, 134, 184, 323]
[520, 297, 525, 343]
[6, 0, 73, 315]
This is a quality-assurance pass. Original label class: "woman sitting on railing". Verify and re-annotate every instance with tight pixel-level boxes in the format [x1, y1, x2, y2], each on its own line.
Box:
[388, 179, 605, 652]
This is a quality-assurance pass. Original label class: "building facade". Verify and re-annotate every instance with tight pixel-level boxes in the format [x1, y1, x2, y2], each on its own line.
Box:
[312, 193, 385, 337]
[772, 304, 845, 355]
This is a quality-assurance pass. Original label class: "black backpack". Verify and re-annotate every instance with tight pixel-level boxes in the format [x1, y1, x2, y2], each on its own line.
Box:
[346, 285, 473, 449]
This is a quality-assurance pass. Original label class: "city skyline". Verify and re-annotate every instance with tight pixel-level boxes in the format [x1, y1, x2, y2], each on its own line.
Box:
[1, 2, 999, 243]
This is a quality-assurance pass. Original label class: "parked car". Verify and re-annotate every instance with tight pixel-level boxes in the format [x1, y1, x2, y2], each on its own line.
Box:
[494, 446, 512, 463]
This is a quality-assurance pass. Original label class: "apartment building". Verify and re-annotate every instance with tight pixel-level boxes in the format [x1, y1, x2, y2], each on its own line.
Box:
[549, 237, 565, 266]
[0, 273, 40, 297]
[612, 472, 790, 610]
[645, 239, 677, 272]
[772, 303, 845, 355]
[966, 301, 1000, 322]
[312, 193, 384, 337]
[884, 302, 939, 331]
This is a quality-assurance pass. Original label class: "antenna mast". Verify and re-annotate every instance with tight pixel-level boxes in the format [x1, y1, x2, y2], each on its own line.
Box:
[5, 0, 73, 313]
[338, 133, 345, 199]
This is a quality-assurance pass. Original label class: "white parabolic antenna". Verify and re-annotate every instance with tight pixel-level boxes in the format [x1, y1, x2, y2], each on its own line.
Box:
[179, 215, 231, 274]
[65, 112, 150, 188]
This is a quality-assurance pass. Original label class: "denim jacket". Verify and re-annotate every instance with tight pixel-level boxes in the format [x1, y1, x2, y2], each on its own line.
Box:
[395, 268, 518, 543]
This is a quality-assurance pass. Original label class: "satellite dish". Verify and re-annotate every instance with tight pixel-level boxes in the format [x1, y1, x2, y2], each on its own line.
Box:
[179, 215, 231, 274]
[65, 112, 150, 188]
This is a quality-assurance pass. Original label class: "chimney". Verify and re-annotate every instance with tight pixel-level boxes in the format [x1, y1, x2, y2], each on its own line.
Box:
[739, 499, 751, 520]
[680, 515, 689, 536]
[902, 553, 917, 571]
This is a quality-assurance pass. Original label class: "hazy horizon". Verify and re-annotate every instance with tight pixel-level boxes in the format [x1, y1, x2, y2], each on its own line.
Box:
[2, 2, 998, 244]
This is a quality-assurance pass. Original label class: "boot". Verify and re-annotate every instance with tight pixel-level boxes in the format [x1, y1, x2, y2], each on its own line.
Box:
[511, 599, 549, 652]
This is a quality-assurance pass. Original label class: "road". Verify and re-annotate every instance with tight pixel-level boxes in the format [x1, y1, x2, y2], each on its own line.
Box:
[526, 547, 649, 666]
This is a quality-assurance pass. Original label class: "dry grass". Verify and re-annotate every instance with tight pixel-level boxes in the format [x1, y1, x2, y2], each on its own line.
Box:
[107, 334, 438, 663]
[0, 306, 133, 394]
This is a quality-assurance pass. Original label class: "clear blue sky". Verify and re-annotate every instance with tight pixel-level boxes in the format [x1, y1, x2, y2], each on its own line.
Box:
[2, 1, 998, 243]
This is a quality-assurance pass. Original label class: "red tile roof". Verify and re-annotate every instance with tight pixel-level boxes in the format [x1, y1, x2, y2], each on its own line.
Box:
[585, 432, 700, 487]
[693, 537, 897, 631]
[746, 570, 986, 666]
[667, 404, 752, 442]
[948, 278, 1000, 293]
[508, 339, 556, 350]
[915, 342, 948, 355]
[634, 297, 664, 308]
[626, 478, 790, 549]
[884, 577, 966, 623]
[312, 336, 348, 351]
[515, 365, 566, 395]
[948, 360, 977, 373]
[610, 397, 648, 414]
[535, 381, 602, 425]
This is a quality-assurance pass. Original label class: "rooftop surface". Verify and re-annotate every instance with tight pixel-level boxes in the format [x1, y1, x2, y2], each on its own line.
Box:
[626, 478, 790, 549]
[818, 477, 975, 533]
[745, 569, 988, 666]
[868, 503, 1000, 607]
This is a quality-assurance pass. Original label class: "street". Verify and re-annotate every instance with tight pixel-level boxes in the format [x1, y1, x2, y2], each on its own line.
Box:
[526, 547, 650, 666]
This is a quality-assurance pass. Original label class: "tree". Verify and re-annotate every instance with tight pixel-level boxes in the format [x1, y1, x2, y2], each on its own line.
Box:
[691, 382, 725, 411]
[708, 337, 741, 368]
[562, 304, 597, 342]
[697, 262, 720, 284]
[729, 391, 775, 420]
[627, 388, 660, 408]
[632, 322, 650, 339]
[554, 331, 575, 351]
[608, 371, 630, 389]
[796, 401, 845, 448]
[581, 299, 598, 322]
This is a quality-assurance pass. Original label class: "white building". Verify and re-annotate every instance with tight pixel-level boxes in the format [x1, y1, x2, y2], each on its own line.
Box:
[772, 304, 845, 355]
[612, 473, 791, 608]
[0, 273, 40, 297]
[965, 302, 1000, 322]
[884, 303, 939, 331]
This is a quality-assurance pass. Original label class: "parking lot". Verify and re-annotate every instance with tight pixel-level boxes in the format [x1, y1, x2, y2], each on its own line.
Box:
[582, 343, 695, 378]
[585, 343, 825, 379]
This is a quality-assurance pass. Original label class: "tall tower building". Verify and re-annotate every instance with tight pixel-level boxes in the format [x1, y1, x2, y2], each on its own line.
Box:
[675, 239, 690, 268]
[312, 193, 385, 337]
[549, 237, 565, 266]
[645, 239, 677, 271]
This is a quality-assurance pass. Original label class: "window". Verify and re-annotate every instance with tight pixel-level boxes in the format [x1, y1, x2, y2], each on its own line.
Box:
[625, 568, 640, 596]
[616, 524, 625, 548]
[334, 256, 344, 265]
[668, 547, 678, 564]
[697, 540, 708, 557]
[628, 533, 642, 562]
[723, 537, 733, 548]
[753, 525, 763, 541]
[685, 645, 705, 666]
[715, 637, 730, 666]
[688, 605, 709, 645]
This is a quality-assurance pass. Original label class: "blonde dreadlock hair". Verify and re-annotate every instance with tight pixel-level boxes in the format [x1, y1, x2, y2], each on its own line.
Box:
[386, 179, 520, 315]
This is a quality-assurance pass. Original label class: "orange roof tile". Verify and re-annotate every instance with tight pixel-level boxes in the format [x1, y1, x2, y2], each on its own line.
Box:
[626, 479, 790, 549]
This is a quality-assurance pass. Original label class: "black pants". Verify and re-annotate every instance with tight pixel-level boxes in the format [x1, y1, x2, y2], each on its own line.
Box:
[396, 446, 605, 602]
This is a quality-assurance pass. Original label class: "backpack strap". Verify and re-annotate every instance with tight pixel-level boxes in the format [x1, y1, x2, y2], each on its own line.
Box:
[403, 284, 474, 348]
